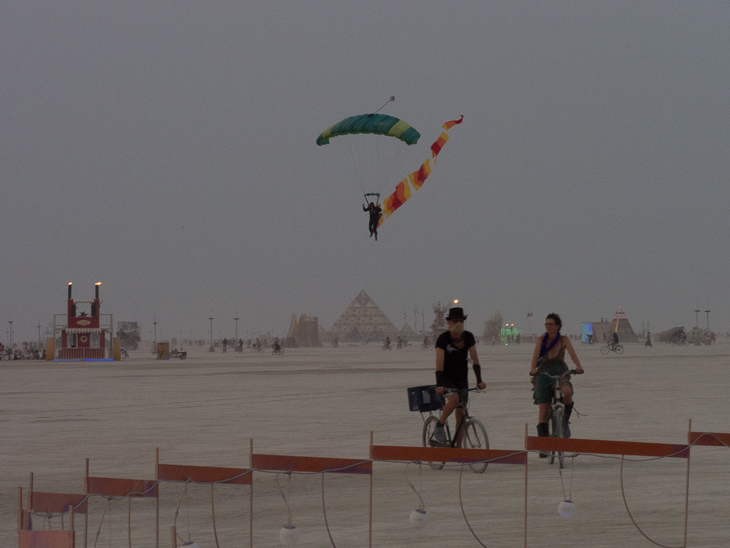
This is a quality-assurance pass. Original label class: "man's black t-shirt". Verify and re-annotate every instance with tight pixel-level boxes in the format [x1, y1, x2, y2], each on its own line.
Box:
[435, 330, 476, 389]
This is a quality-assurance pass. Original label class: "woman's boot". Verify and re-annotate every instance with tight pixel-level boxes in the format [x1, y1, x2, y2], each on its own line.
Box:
[537, 422, 549, 458]
[563, 403, 574, 438]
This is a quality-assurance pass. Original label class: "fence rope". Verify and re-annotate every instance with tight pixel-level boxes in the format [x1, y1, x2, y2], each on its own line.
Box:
[458, 464, 488, 548]
[620, 456, 684, 548]
[24, 433, 730, 546]
[321, 473, 337, 548]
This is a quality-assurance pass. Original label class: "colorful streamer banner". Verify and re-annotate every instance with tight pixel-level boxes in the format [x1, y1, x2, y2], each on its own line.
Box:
[378, 116, 463, 227]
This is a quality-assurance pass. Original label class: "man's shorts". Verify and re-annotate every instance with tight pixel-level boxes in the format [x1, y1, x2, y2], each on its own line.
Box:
[443, 382, 469, 406]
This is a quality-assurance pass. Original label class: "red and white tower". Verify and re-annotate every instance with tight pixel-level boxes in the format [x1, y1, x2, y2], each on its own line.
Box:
[55, 283, 113, 360]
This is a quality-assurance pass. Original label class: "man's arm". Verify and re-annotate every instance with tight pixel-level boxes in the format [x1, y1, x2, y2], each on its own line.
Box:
[435, 347, 446, 394]
[469, 345, 486, 389]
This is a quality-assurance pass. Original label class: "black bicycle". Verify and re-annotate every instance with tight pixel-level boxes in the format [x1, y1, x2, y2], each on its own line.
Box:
[536, 369, 579, 468]
[600, 343, 623, 354]
[408, 385, 489, 473]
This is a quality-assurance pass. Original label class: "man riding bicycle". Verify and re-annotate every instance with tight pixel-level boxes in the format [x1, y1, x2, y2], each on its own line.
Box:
[433, 306, 486, 447]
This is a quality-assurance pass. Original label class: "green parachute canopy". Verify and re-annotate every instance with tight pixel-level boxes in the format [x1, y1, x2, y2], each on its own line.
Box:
[316, 113, 420, 146]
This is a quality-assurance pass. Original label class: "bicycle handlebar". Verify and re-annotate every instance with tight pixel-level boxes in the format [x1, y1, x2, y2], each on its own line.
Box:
[530, 369, 582, 378]
[442, 387, 483, 394]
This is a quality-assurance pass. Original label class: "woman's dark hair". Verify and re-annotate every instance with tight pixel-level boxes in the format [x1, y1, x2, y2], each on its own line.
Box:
[546, 313, 562, 329]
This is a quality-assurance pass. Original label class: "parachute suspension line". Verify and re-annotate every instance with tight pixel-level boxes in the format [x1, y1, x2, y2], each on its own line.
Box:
[317, 110, 420, 204]
[364, 193, 381, 205]
[373, 96, 395, 113]
[334, 137, 405, 199]
[332, 138, 369, 196]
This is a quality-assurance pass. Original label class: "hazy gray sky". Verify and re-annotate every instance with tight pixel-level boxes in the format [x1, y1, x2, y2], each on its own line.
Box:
[2, 1, 728, 342]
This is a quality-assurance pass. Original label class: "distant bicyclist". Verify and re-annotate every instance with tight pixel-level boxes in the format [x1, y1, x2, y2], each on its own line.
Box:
[530, 313, 584, 444]
[610, 331, 619, 350]
[433, 306, 486, 446]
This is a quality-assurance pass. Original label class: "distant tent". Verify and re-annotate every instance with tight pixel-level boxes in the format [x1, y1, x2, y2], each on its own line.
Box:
[328, 290, 399, 343]
[400, 323, 416, 338]
[657, 327, 686, 344]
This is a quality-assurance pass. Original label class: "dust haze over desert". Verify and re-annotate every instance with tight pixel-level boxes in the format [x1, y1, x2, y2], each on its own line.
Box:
[2, 2, 730, 547]
[2, 2, 729, 342]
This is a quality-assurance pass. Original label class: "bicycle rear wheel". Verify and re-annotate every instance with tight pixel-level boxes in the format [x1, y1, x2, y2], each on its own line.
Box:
[615, 344, 624, 355]
[422, 416, 445, 470]
[463, 418, 489, 474]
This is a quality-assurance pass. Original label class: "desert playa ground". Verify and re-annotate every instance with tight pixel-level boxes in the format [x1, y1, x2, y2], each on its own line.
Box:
[2, 340, 729, 547]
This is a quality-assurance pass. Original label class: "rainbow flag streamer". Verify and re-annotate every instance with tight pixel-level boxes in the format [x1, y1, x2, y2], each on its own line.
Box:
[378, 115, 463, 227]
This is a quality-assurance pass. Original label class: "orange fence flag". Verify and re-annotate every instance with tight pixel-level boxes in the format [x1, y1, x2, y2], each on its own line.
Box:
[379, 116, 463, 227]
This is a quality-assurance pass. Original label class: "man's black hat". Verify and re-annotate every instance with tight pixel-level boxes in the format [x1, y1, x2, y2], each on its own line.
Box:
[446, 307, 467, 321]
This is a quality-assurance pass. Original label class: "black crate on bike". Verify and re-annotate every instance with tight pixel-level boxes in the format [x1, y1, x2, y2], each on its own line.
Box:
[407, 385, 443, 412]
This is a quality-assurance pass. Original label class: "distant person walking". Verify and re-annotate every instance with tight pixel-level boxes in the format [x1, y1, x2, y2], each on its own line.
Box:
[645, 332, 652, 347]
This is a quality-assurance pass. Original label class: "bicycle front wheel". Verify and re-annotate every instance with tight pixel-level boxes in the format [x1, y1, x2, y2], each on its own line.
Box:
[422, 416, 445, 470]
[614, 344, 624, 355]
[463, 418, 489, 474]
[549, 408, 565, 468]
[600, 345, 609, 355]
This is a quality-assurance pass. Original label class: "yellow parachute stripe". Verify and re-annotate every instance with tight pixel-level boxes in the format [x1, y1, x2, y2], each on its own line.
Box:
[387, 120, 412, 140]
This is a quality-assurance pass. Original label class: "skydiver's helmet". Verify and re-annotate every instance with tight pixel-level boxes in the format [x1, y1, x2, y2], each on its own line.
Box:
[369, 202, 374, 207]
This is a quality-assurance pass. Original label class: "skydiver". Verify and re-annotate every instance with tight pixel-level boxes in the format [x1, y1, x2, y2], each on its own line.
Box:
[363, 201, 382, 241]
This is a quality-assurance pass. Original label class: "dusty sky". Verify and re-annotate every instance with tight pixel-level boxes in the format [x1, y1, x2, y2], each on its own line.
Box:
[2, 1, 728, 342]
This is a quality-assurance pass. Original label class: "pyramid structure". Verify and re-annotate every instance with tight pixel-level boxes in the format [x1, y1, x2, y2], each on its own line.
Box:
[399, 323, 416, 338]
[328, 290, 399, 343]
[591, 307, 638, 344]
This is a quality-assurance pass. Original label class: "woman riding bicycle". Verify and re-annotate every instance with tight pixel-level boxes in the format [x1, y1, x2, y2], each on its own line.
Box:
[530, 313, 584, 445]
[433, 306, 486, 447]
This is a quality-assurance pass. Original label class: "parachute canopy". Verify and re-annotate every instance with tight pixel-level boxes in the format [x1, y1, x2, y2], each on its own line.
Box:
[316, 114, 420, 147]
